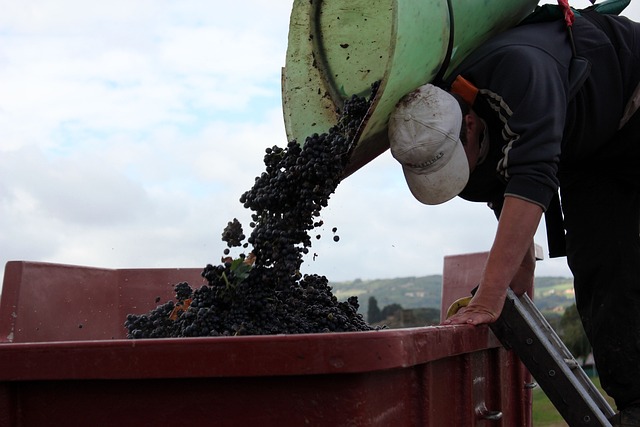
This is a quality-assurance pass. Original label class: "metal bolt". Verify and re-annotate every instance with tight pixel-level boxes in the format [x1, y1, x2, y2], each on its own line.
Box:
[548, 370, 556, 377]
[526, 338, 533, 345]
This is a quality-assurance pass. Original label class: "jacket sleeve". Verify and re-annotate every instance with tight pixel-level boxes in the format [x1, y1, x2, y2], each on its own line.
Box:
[483, 46, 570, 211]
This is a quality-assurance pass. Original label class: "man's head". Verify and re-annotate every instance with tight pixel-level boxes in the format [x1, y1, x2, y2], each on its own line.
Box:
[388, 84, 469, 205]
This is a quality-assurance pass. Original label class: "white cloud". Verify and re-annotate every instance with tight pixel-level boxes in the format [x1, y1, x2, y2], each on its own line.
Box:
[2, 0, 640, 294]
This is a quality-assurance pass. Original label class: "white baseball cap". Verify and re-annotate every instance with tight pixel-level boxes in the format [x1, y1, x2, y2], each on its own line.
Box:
[388, 84, 469, 205]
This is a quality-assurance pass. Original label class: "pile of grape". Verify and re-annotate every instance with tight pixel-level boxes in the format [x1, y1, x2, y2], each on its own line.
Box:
[125, 82, 380, 338]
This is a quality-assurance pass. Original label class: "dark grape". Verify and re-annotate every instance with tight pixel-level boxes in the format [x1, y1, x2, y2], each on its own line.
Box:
[125, 81, 382, 338]
[222, 218, 245, 248]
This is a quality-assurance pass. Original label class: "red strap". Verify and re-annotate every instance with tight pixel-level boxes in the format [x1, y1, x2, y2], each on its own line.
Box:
[557, 0, 575, 28]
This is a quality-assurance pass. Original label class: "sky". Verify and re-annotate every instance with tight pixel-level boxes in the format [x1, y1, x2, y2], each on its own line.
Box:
[2, 0, 639, 291]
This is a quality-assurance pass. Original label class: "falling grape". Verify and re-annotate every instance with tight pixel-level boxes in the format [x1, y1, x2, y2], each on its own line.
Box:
[125, 81, 381, 338]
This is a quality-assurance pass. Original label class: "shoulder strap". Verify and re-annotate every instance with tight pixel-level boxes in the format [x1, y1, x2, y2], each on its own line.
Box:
[520, 0, 629, 26]
[580, 6, 621, 44]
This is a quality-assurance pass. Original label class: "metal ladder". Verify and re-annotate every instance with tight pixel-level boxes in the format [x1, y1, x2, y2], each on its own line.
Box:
[490, 289, 616, 426]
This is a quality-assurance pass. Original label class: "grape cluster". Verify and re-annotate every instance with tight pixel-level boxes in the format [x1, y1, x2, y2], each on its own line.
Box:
[125, 81, 381, 338]
[221, 218, 245, 249]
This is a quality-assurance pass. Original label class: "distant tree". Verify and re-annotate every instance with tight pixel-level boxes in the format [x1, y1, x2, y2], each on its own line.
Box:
[412, 308, 441, 326]
[559, 304, 591, 359]
[381, 303, 403, 319]
[543, 312, 562, 331]
[368, 296, 382, 323]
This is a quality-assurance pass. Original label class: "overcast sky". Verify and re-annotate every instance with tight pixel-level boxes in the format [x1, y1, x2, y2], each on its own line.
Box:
[2, 1, 639, 290]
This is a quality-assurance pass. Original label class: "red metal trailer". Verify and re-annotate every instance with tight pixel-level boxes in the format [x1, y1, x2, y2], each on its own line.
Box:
[0, 255, 532, 426]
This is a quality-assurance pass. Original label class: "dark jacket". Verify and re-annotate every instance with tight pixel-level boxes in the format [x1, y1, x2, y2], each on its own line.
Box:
[452, 14, 640, 214]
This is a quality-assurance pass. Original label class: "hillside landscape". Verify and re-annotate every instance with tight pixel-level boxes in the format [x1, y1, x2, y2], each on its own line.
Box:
[330, 275, 576, 321]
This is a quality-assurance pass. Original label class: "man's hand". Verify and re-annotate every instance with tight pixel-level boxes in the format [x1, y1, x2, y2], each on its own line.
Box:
[441, 196, 543, 326]
[443, 300, 500, 325]
[444, 304, 498, 325]
[442, 284, 506, 325]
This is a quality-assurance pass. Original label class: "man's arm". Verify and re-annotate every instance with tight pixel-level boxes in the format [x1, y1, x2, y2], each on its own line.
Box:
[510, 240, 536, 297]
[442, 195, 543, 325]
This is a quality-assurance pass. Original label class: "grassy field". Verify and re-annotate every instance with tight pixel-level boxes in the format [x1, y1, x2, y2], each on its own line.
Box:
[532, 376, 615, 426]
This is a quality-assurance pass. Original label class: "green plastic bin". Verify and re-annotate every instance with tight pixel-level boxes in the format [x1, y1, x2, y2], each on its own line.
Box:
[281, 0, 539, 175]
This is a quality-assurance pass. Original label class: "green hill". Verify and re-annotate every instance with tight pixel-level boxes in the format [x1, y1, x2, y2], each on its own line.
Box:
[330, 275, 575, 319]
